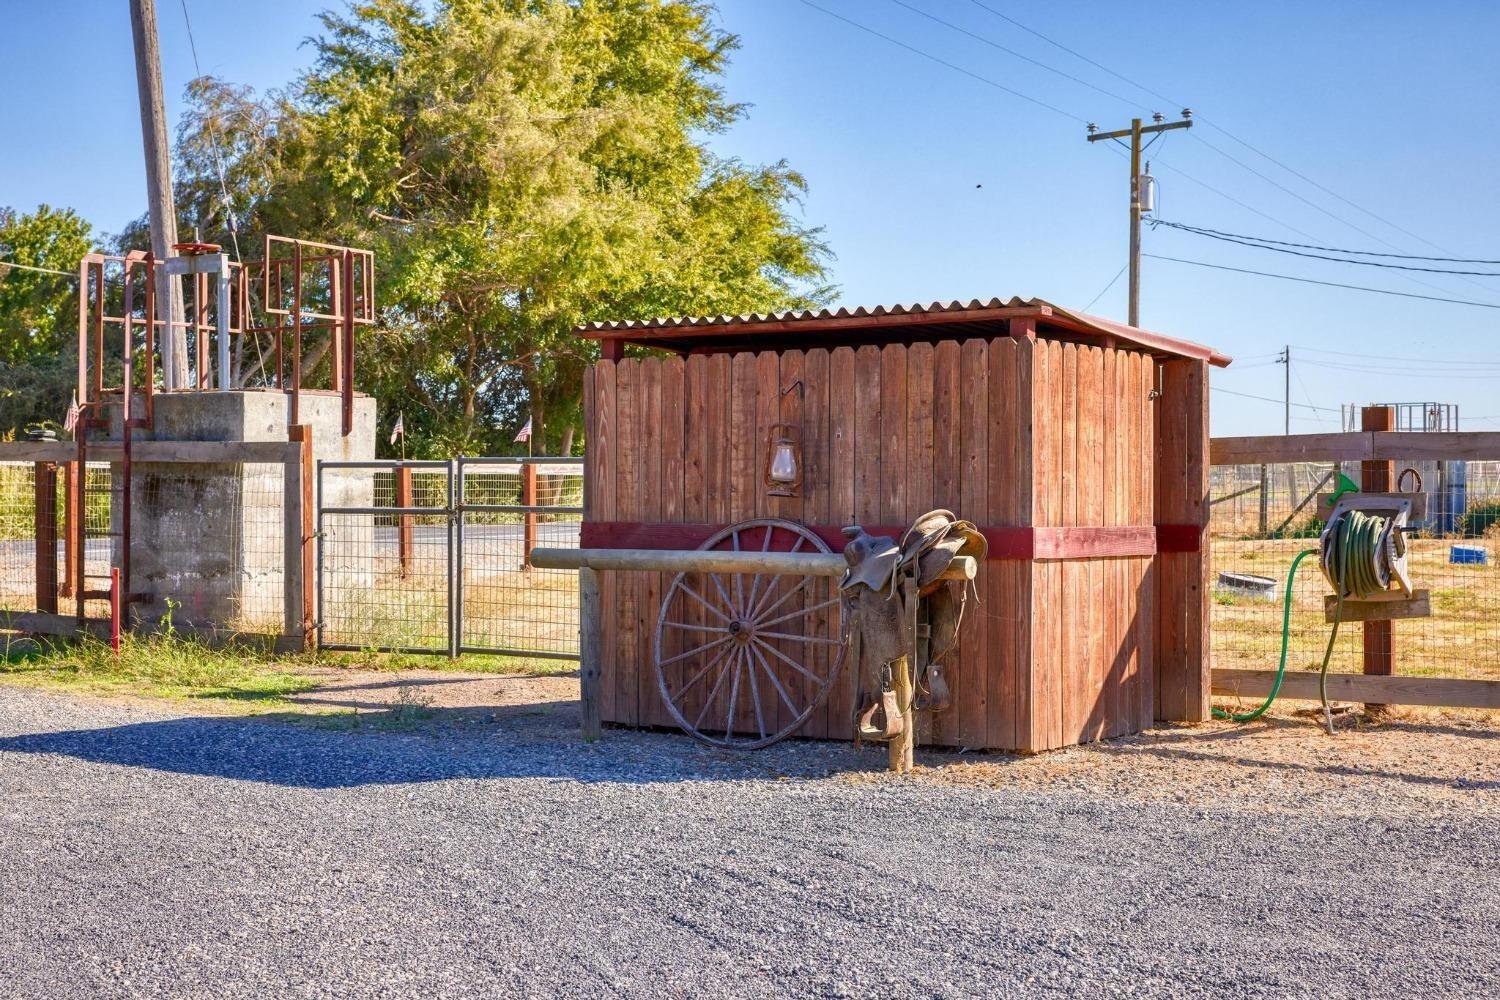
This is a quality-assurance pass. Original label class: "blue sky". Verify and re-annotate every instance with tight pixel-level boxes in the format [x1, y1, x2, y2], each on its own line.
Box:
[4, 0, 1499, 435]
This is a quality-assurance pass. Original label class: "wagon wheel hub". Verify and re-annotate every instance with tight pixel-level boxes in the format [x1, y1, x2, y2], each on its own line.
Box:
[653, 518, 849, 751]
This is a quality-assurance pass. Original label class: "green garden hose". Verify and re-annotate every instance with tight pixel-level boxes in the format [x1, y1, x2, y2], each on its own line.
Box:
[1214, 507, 1393, 731]
[1212, 546, 1318, 723]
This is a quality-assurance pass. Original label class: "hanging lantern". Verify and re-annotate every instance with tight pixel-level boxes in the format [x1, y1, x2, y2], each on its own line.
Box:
[765, 422, 803, 498]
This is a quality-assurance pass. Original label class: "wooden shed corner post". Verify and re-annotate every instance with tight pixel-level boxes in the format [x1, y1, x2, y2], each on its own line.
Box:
[1153, 359, 1211, 723]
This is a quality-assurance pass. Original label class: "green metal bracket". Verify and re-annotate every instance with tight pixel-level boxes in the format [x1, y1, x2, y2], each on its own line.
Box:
[1328, 471, 1360, 505]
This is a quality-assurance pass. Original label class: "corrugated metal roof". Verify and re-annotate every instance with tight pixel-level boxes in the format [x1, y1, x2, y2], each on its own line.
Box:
[578, 297, 1044, 332]
[576, 297, 1231, 367]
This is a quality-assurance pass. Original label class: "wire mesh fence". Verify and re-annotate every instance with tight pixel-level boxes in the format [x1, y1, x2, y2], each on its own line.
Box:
[459, 458, 582, 657]
[0, 461, 45, 616]
[316, 458, 582, 658]
[1211, 460, 1500, 683]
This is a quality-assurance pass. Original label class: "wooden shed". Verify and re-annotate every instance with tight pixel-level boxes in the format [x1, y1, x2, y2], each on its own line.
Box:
[577, 298, 1230, 752]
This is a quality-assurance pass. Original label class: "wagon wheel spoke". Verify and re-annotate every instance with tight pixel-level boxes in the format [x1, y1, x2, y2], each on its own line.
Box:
[676, 580, 733, 623]
[722, 650, 744, 742]
[693, 656, 735, 731]
[757, 630, 844, 646]
[673, 641, 736, 708]
[745, 646, 768, 741]
[730, 530, 745, 615]
[655, 518, 849, 750]
[749, 642, 800, 715]
[663, 621, 734, 635]
[751, 636, 824, 686]
[748, 536, 807, 620]
[756, 595, 841, 632]
[659, 632, 732, 666]
[741, 524, 777, 625]
[745, 576, 811, 633]
[705, 572, 739, 620]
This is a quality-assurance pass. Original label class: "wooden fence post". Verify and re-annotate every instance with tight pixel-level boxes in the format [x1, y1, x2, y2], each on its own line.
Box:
[1361, 405, 1396, 712]
[285, 426, 316, 648]
[34, 462, 58, 614]
[579, 566, 602, 741]
[62, 461, 79, 601]
[522, 462, 538, 570]
[395, 464, 414, 577]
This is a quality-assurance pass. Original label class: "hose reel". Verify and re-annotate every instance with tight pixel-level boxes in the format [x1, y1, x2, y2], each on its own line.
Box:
[1215, 471, 1431, 733]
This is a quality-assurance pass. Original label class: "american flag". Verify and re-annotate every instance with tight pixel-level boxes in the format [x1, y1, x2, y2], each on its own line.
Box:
[513, 417, 532, 443]
[389, 412, 404, 446]
[63, 391, 80, 435]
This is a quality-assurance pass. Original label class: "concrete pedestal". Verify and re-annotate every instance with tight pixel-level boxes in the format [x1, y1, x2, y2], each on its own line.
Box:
[111, 390, 376, 631]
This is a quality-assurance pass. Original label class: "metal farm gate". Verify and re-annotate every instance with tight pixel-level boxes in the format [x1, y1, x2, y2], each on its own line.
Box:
[316, 457, 583, 659]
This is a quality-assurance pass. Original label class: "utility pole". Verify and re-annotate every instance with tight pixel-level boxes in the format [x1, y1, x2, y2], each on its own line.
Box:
[1278, 344, 1291, 435]
[1087, 110, 1194, 327]
[129, 0, 187, 389]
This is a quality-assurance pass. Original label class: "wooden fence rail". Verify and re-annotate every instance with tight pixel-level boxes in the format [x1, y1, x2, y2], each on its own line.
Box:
[1208, 421, 1500, 713]
[1211, 430, 1500, 466]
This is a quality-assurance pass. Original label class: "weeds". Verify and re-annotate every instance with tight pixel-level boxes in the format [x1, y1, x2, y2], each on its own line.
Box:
[0, 631, 319, 708]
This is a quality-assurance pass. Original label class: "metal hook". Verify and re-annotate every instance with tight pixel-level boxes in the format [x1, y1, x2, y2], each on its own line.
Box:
[780, 378, 804, 398]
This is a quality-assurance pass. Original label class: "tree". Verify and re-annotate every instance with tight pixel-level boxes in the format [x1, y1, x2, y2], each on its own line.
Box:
[0, 205, 92, 436]
[0, 204, 92, 365]
[171, 0, 833, 455]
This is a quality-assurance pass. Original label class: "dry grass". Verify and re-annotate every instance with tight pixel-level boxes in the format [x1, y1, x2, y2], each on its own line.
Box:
[1212, 536, 1499, 681]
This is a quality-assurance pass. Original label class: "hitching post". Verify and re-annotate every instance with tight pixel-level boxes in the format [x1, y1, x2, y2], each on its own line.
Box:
[579, 566, 603, 741]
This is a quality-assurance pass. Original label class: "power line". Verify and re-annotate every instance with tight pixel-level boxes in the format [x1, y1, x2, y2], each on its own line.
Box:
[179, 0, 242, 262]
[1081, 261, 1128, 311]
[886, 0, 1144, 110]
[795, 0, 1085, 123]
[1151, 219, 1500, 276]
[961, 0, 1482, 265]
[0, 259, 77, 279]
[1293, 344, 1500, 367]
[1144, 253, 1500, 310]
[1297, 358, 1500, 380]
[1195, 119, 1468, 257]
[962, 0, 1178, 107]
[1211, 385, 1338, 412]
[1152, 221, 1500, 264]
[1186, 131, 1399, 250]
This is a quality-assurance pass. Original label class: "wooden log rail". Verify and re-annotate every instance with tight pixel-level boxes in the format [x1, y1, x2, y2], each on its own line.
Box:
[530, 546, 976, 742]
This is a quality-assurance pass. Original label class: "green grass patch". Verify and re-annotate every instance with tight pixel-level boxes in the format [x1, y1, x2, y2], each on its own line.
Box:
[0, 632, 321, 709]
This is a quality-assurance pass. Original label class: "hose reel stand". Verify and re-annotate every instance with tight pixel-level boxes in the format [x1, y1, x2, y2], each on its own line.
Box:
[1215, 473, 1431, 732]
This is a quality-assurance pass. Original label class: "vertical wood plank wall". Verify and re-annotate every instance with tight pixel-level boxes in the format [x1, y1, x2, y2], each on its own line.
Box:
[1027, 340, 1157, 750]
[585, 337, 1177, 750]
[1152, 359, 1210, 723]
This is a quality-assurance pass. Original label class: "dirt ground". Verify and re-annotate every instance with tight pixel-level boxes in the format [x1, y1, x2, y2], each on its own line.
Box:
[267, 666, 1500, 816]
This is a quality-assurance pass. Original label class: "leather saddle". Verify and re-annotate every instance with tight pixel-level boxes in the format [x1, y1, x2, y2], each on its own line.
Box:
[839, 510, 987, 742]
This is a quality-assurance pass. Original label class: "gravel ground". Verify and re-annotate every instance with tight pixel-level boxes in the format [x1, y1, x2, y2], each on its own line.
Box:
[0, 684, 1497, 999]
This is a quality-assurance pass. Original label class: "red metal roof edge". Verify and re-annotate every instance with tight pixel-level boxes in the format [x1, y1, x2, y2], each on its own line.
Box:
[575, 297, 1231, 367]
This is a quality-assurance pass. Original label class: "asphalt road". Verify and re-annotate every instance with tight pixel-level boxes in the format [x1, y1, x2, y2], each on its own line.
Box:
[0, 686, 1495, 999]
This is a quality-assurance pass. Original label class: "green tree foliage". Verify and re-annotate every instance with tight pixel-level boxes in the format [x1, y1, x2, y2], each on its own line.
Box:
[0, 205, 93, 436]
[171, 0, 833, 456]
[0, 205, 92, 365]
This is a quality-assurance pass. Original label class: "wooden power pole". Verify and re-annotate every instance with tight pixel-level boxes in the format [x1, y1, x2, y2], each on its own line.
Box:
[1087, 110, 1194, 327]
[129, 0, 187, 389]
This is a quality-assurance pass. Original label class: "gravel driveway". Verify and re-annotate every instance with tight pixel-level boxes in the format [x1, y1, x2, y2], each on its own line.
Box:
[0, 685, 1496, 999]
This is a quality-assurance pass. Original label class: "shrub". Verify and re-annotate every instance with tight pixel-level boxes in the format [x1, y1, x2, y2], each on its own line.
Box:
[1460, 500, 1500, 538]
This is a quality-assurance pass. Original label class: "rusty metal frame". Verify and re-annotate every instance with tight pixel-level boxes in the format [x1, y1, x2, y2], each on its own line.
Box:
[247, 235, 375, 435]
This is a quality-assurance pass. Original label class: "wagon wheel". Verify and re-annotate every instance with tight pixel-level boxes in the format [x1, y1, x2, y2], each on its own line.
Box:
[653, 518, 848, 750]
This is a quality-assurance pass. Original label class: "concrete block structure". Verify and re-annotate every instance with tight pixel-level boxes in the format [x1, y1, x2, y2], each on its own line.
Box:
[113, 390, 376, 630]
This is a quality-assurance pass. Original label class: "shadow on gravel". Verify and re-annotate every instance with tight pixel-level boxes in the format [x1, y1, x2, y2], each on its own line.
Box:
[0, 705, 850, 788]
